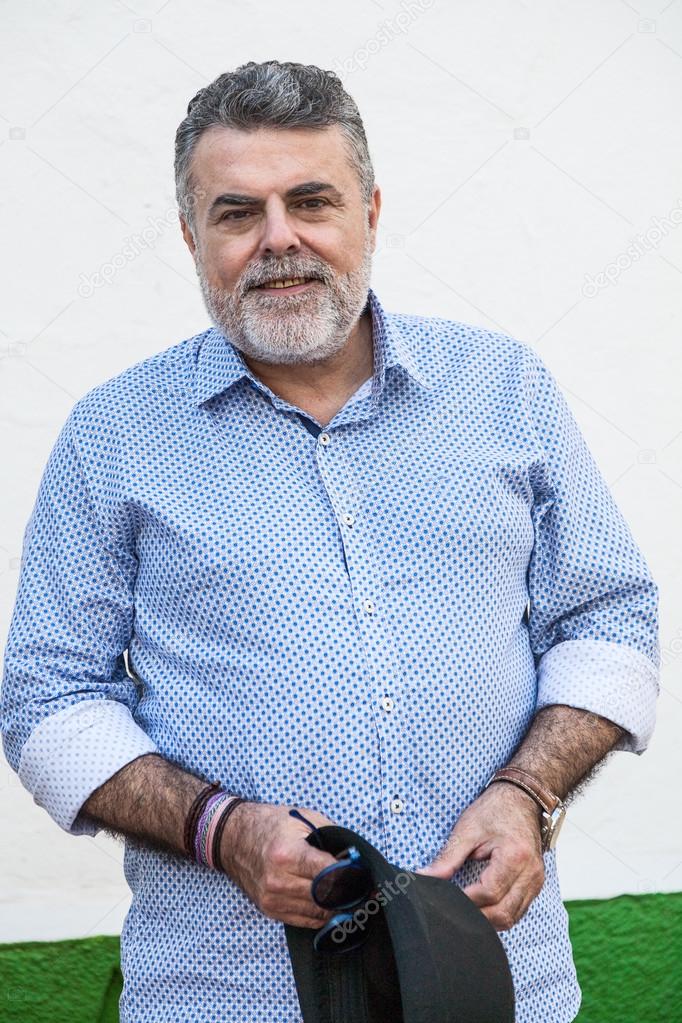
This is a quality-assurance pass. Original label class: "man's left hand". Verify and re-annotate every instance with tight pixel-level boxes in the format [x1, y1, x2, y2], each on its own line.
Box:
[415, 782, 546, 931]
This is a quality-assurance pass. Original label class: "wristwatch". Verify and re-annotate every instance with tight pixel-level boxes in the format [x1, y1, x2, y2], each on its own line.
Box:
[485, 767, 567, 852]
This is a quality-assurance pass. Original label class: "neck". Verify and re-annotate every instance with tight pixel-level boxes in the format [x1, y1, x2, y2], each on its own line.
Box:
[241, 308, 374, 422]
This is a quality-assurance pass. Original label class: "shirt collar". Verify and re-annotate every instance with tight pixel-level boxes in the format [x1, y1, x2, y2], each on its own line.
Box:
[192, 286, 433, 407]
[367, 286, 433, 395]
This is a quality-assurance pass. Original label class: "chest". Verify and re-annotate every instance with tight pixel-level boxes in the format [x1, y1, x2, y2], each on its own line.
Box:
[119, 393, 540, 615]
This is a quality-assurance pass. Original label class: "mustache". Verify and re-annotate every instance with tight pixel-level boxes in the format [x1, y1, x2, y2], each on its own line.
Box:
[195, 259, 334, 299]
[243, 267, 330, 291]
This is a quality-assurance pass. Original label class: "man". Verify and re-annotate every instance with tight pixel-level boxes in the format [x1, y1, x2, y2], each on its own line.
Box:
[0, 60, 659, 1023]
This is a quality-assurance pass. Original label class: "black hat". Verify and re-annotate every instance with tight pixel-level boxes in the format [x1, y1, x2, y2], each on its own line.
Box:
[284, 823, 515, 1023]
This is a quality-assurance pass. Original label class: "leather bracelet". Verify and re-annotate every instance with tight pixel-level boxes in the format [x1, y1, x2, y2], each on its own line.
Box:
[486, 767, 560, 815]
[485, 766, 567, 852]
[212, 796, 247, 872]
[489, 776, 548, 814]
[184, 781, 221, 860]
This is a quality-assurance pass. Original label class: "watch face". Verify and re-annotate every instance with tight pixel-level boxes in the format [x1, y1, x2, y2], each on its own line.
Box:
[545, 806, 567, 851]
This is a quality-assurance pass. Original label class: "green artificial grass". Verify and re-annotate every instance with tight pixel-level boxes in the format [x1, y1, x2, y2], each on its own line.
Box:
[0, 893, 680, 1021]
[567, 892, 682, 1022]
[0, 934, 121, 1023]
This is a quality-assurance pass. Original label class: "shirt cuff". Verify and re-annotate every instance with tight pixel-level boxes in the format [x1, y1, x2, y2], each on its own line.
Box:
[535, 638, 659, 754]
[18, 700, 159, 835]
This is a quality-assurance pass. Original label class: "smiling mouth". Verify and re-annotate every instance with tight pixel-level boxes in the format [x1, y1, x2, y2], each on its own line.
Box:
[252, 276, 322, 292]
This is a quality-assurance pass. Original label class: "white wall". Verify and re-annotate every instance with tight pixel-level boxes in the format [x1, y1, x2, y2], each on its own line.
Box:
[1, 0, 681, 941]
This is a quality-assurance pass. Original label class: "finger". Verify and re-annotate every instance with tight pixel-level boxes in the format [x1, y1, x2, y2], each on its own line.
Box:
[416, 828, 484, 878]
[489, 859, 545, 928]
[466, 854, 543, 930]
[283, 897, 335, 923]
[262, 864, 335, 907]
[260, 894, 334, 929]
[292, 844, 339, 881]
[280, 875, 340, 910]
[282, 911, 336, 930]
[478, 883, 529, 931]
[462, 851, 521, 909]
[269, 838, 337, 884]
[260, 890, 334, 922]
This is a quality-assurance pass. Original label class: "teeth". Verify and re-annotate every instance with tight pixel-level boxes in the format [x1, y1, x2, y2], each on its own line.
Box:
[259, 277, 310, 289]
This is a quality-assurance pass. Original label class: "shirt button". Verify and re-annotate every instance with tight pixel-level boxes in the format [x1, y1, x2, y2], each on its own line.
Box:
[363, 599, 375, 614]
[381, 696, 394, 712]
[319, 432, 331, 446]
[390, 798, 404, 814]
[342, 513, 355, 526]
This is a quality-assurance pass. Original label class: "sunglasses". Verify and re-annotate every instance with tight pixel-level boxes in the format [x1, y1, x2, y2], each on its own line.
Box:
[289, 808, 376, 954]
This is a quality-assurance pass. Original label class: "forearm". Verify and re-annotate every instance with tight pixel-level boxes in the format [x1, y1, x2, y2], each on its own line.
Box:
[80, 752, 213, 857]
[506, 703, 625, 802]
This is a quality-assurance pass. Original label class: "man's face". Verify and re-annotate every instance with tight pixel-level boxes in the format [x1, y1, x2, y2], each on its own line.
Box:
[180, 124, 381, 365]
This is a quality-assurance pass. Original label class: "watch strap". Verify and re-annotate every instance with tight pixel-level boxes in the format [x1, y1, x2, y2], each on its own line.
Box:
[486, 767, 561, 815]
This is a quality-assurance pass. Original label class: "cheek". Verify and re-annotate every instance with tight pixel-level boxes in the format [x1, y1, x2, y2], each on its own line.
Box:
[198, 233, 250, 282]
[305, 224, 363, 272]
[206, 251, 248, 291]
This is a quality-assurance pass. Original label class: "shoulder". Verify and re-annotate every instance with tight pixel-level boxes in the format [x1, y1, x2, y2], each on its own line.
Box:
[60, 328, 212, 482]
[384, 305, 544, 391]
[67, 328, 209, 439]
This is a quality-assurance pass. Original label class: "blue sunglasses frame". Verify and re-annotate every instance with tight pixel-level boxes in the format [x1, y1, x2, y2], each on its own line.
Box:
[289, 808, 376, 954]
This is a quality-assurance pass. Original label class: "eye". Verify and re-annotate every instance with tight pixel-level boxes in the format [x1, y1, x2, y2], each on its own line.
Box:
[220, 210, 251, 221]
[218, 198, 327, 223]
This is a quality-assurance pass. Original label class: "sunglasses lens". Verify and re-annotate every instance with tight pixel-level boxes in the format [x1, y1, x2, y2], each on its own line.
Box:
[313, 913, 368, 954]
[312, 860, 374, 909]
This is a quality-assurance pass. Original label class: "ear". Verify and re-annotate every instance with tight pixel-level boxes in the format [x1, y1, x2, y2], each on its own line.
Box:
[180, 214, 197, 258]
[368, 185, 381, 252]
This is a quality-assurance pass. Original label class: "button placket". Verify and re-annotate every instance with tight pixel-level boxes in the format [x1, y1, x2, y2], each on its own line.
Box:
[312, 427, 412, 844]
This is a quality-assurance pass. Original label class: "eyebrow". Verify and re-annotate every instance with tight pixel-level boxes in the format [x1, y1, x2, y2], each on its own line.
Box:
[207, 181, 344, 219]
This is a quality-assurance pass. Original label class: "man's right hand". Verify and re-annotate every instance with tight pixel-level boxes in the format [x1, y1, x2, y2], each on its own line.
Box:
[219, 801, 340, 929]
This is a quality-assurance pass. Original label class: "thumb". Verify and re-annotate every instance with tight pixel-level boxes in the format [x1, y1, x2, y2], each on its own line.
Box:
[415, 860, 452, 879]
[296, 841, 339, 878]
[416, 832, 475, 879]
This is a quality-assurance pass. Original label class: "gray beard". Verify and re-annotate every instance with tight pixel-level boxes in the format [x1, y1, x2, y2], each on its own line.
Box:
[195, 236, 373, 366]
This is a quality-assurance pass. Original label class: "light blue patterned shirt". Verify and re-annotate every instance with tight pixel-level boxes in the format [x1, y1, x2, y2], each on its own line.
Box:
[1, 287, 659, 1023]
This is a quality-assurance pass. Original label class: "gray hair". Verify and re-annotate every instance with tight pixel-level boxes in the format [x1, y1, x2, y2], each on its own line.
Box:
[175, 60, 375, 236]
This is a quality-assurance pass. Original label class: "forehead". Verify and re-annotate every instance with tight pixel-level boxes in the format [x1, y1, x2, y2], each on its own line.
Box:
[189, 124, 357, 199]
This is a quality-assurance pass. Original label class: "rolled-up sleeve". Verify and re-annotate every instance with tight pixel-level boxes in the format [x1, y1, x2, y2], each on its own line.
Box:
[0, 411, 158, 835]
[524, 351, 660, 754]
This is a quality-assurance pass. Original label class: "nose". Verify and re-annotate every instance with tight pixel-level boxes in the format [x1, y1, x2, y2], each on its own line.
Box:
[255, 198, 301, 258]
